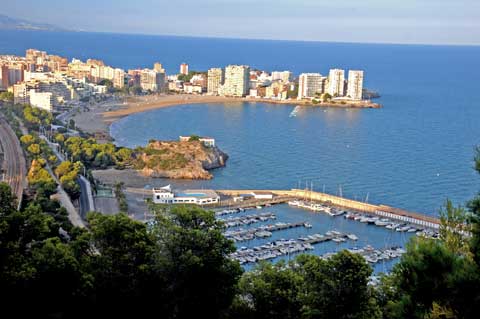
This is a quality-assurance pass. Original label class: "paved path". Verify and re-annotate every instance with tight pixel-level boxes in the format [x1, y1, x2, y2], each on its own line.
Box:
[45, 164, 86, 228]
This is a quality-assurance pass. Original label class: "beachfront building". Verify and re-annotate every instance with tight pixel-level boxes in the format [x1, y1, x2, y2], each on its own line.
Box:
[297, 73, 326, 99]
[327, 68, 345, 97]
[91, 65, 115, 83]
[207, 67, 224, 94]
[271, 71, 293, 83]
[219, 65, 250, 97]
[29, 90, 53, 111]
[113, 68, 126, 89]
[347, 70, 364, 100]
[67, 58, 93, 80]
[140, 69, 166, 92]
[152, 185, 220, 205]
[180, 63, 189, 75]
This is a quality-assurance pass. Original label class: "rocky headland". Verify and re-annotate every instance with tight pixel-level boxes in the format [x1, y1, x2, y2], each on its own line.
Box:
[135, 139, 228, 179]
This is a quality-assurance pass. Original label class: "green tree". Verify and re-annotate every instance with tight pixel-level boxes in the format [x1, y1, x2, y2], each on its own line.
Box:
[20, 134, 36, 146]
[27, 143, 41, 156]
[468, 147, 480, 266]
[235, 261, 303, 319]
[153, 205, 243, 319]
[322, 92, 332, 102]
[298, 252, 379, 319]
[81, 212, 158, 317]
[0, 91, 14, 101]
[0, 182, 16, 216]
[439, 199, 471, 256]
[381, 237, 480, 319]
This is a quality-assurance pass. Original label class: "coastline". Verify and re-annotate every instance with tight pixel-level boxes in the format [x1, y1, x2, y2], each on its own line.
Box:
[71, 93, 381, 139]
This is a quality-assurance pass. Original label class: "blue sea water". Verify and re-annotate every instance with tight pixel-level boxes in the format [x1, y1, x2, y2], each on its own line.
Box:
[1, 30, 478, 215]
[2, 31, 480, 268]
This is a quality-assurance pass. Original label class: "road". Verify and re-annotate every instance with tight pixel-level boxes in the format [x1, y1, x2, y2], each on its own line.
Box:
[40, 135, 95, 216]
[78, 175, 95, 217]
[45, 163, 86, 228]
[0, 116, 26, 209]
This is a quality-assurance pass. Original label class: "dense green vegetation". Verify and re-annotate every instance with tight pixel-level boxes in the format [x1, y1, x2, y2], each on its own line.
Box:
[1, 148, 480, 318]
[0, 91, 14, 102]
[55, 135, 134, 169]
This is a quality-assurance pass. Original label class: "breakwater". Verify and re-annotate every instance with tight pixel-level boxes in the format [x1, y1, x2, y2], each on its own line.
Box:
[217, 189, 440, 229]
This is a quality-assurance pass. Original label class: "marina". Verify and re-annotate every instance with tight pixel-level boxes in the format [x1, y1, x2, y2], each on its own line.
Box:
[219, 212, 277, 228]
[224, 221, 312, 242]
[230, 232, 406, 265]
[213, 202, 419, 272]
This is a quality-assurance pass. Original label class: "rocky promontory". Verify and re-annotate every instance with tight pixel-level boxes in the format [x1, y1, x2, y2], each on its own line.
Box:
[135, 139, 228, 179]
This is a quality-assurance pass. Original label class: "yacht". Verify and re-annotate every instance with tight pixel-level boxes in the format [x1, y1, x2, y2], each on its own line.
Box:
[347, 234, 359, 241]
[375, 218, 391, 226]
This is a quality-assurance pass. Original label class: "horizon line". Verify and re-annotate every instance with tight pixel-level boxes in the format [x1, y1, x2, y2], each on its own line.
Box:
[4, 28, 480, 48]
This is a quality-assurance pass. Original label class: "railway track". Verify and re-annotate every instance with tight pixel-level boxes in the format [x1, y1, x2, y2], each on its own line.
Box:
[0, 116, 26, 209]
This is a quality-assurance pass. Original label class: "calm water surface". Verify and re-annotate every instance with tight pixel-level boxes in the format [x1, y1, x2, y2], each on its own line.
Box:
[2, 30, 479, 270]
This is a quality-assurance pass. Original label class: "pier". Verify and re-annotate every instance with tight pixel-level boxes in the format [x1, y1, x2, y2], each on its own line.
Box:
[220, 212, 277, 228]
[127, 186, 441, 230]
[217, 189, 441, 229]
[225, 221, 309, 242]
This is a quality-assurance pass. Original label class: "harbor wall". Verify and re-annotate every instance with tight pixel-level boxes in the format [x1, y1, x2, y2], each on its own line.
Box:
[129, 187, 440, 229]
[218, 189, 440, 229]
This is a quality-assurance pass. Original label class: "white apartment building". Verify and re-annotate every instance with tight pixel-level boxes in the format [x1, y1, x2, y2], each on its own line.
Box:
[29, 90, 53, 112]
[91, 65, 115, 82]
[327, 69, 345, 97]
[113, 68, 125, 89]
[346, 70, 364, 100]
[180, 63, 189, 75]
[207, 68, 224, 94]
[271, 71, 293, 83]
[219, 65, 250, 97]
[140, 69, 166, 92]
[298, 73, 326, 99]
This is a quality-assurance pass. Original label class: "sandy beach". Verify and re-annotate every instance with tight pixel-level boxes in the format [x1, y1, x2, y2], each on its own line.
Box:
[71, 93, 381, 138]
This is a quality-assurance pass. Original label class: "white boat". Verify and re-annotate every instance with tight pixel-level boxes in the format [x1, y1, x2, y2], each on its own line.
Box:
[304, 222, 313, 228]
[347, 234, 359, 241]
[256, 205, 262, 209]
[386, 223, 400, 230]
[375, 219, 391, 226]
[289, 105, 301, 117]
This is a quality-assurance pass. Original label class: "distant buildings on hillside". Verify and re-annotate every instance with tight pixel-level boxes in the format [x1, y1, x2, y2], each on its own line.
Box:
[0, 47, 368, 113]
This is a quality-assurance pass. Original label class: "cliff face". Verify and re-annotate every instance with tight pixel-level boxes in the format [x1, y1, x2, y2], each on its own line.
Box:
[137, 140, 228, 179]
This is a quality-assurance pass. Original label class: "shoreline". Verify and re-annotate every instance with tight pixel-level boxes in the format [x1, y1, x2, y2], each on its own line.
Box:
[71, 93, 381, 139]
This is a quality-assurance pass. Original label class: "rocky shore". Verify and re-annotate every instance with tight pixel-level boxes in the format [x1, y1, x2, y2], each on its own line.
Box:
[135, 139, 228, 180]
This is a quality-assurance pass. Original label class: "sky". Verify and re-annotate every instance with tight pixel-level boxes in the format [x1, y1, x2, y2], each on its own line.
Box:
[3, 0, 480, 45]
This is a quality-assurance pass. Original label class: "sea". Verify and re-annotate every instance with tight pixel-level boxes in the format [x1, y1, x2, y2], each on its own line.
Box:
[2, 30, 479, 272]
